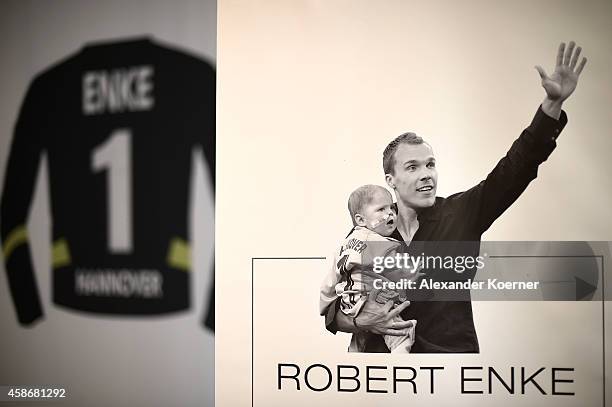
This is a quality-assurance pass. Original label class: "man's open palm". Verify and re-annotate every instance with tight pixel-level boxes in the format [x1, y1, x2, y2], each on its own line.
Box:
[536, 41, 587, 103]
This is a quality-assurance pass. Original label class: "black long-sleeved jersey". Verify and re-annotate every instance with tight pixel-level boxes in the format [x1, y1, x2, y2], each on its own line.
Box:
[1, 37, 215, 328]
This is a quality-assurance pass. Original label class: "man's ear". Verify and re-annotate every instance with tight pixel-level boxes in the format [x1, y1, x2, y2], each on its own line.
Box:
[354, 213, 366, 227]
[385, 173, 396, 189]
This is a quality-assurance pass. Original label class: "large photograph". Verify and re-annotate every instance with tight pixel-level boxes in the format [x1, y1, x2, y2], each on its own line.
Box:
[321, 41, 588, 351]
[217, 1, 612, 406]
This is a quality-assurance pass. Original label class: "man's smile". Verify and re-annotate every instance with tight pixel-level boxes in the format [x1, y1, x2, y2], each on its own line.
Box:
[416, 185, 434, 192]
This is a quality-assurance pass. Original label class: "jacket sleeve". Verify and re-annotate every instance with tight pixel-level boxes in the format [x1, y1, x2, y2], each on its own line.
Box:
[1, 78, 46, 325]
[461, 106, 567, 234]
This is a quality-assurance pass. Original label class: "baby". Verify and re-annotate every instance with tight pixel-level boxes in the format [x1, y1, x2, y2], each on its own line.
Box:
[320, 184, 420, 353]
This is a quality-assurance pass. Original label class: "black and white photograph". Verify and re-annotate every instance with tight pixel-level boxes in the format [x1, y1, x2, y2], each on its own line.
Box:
[319, 43, 592, 352]
[217, 1, 612, 406]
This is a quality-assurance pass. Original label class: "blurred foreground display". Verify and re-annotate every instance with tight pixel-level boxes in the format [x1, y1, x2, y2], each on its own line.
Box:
[1, 37, 215, 329]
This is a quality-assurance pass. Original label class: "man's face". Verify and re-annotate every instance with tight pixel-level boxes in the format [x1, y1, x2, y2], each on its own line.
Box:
[357, 189, 397, 237]
[386, 143, 437, 209]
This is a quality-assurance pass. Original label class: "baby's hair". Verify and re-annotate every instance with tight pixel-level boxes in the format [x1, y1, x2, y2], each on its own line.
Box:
[347, 185, 391, 226]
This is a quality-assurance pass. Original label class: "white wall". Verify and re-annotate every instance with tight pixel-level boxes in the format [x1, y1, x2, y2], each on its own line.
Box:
[0, 1, 216, 406]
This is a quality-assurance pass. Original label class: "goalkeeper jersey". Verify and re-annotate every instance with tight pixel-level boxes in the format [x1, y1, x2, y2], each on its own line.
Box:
[1, 37, 215, 326]
[320, 226, 404, 317]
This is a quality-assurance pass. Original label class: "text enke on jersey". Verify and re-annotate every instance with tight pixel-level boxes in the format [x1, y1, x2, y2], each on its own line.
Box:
[82, 66, 154, 115]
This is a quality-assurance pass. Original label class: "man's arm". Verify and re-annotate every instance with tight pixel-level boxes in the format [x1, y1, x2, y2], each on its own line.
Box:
[325, 289, 413, 336]
[462, 41, 587, 234]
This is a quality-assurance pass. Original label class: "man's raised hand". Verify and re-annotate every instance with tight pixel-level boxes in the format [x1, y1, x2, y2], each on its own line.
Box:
[536, 41, 587, 118]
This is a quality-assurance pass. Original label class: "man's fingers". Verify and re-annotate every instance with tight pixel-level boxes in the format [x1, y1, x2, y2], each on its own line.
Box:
[381, 329, 411, 337]
[392, 319, 414, 329]
[569, 46, 582, 69]
[388, 300, 411, 318]
[383, 299, 395, 313]
[556, 42, 565, 67]
[535, 65, 548, 81]
[380, 320, 414, 336]
[564, 41, 575, 66]
[382, 319, 415, 335]
[381, 328, 414, 336]
[576, 57, 587, 76]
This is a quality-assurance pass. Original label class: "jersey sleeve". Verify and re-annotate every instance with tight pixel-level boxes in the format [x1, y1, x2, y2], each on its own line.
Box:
[201, 68, 215, 190]
[1, 78, 47, 325]
[201, 66, 216, 330]
[191, 61, 216, 330]
[319, 235, 365, 316]
[202, 276, 215, 331]
[191, 61, 216, 188]
[342, 243, 365, 272]
[319, 253, 343, 316]
[202, 255, 215, 332]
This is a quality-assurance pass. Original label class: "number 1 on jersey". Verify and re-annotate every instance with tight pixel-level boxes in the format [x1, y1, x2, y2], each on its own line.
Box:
[92, 129, 133, 253]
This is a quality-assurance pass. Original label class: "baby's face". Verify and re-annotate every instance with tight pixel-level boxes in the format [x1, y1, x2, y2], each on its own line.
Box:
[359, 189, 397, 236]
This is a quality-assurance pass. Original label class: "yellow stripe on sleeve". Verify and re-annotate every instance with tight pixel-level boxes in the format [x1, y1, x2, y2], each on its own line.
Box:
[2, 225, 28, 262]
[52, 239, 72, 269]
[167, 237, 191, 272]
